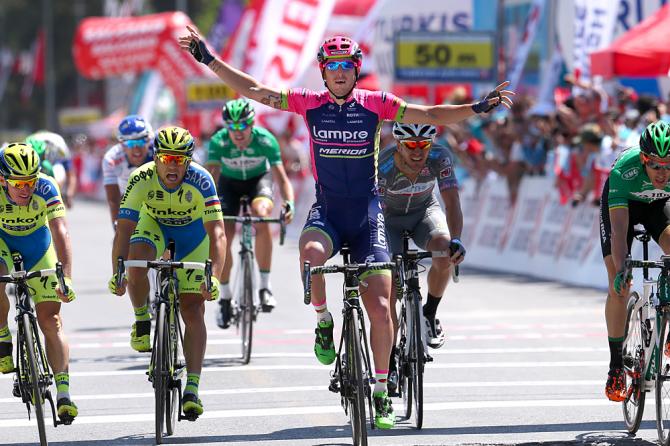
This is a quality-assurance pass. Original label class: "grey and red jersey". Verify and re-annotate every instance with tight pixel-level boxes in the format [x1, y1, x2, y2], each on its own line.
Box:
[377, 143, 458, 216]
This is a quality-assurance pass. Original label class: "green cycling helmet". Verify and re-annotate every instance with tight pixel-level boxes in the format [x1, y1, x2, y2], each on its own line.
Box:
[640, 120, 670, 158]
[25, 136, 47, 159]
[222, 98, 255, 124]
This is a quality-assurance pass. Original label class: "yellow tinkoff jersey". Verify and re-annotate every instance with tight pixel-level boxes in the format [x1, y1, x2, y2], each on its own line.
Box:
[118, 161, 223, 226]
[0, 173, 65, 236]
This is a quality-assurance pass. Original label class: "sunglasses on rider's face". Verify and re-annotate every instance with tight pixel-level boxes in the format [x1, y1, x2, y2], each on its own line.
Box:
[399, 140, 432, 151]
[156, 153, 190, 165]
[228, 121, 249, 132]
[642, 153, 670, 171]
[325, 60, 356, 71]
[123, 138, 148, 149]
[6, 177, 37, 189]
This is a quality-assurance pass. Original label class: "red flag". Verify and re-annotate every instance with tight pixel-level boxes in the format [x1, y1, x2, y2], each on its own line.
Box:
[20, 29, 45, 102]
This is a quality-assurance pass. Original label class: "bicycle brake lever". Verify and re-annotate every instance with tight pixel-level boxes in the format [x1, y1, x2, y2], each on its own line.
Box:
[115, 256, 125, 289]
[205, 259, 213, 294]
[56, 262, 68, 295]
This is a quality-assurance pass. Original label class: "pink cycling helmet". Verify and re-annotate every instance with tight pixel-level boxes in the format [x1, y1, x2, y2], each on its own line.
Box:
[317, 36, 363, 70]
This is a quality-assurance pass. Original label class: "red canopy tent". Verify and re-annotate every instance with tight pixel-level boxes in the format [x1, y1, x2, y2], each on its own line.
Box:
[591, 4, 670, 78]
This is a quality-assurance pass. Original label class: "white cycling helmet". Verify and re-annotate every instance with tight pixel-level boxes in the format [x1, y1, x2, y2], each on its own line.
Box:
[392, 122, 437, 140]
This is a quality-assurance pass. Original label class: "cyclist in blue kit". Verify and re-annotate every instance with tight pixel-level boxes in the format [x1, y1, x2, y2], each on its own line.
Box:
[179, 27, 514, 428]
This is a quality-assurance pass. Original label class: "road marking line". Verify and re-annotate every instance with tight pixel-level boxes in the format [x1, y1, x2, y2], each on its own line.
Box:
[0, 380, 604, 404]
[0, 398, 618, 427]
[0, 360, 609, 381]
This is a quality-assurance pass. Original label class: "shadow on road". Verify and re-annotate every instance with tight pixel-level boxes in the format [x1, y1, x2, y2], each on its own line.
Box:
[42, 420, 660, 446]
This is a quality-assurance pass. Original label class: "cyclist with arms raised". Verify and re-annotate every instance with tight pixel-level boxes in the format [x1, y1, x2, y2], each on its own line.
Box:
[378, 123, 464, 391]
[102, 115, 154, 228]
[0, 143, 77, 421]
[179, 28, 513, 428]
[602, 121, 670, 401]
[109, 126, 226, 418]
[206, 98, 294, 328]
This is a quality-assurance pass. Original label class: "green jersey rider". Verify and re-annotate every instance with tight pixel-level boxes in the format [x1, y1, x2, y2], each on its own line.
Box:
[601, 121, 670, 401]
[206, 98, 294, 329]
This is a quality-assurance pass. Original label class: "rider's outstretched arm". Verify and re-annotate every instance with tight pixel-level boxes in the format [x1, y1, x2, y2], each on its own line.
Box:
[402, 81, 515, 126]
[178, 26, 283, 110]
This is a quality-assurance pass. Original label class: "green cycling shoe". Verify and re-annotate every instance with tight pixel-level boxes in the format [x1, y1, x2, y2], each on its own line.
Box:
[182, 393, 203, 418]
[373, 391, 395, 429]
[130, 321, 151, 353]
[314, 317, 336, 365]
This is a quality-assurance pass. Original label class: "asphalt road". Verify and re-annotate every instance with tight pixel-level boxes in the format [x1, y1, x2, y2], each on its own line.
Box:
[0, 200, 659, 446]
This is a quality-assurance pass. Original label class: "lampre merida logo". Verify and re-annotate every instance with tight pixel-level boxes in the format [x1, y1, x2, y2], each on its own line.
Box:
[311, 126, 368, 142]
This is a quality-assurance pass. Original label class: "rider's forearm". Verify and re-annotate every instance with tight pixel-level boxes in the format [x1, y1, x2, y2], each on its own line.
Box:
[104, 186, 121, 225]
[207, 59, 273, 104]
[49, 218, 73, 277]
[111, 221, 133, 271]
[274, 166, 294, 203]
[206, 221, 227, 278]
[66, 170, 77, 199]
[442, 190, 463, 239]
[403, 103, 476, 126]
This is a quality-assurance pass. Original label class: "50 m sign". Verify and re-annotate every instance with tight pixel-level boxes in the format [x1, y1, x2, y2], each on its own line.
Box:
[394, 31, 496, 82]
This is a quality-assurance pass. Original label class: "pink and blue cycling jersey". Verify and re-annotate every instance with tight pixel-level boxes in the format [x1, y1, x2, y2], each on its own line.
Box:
[281, 88, 406, 197]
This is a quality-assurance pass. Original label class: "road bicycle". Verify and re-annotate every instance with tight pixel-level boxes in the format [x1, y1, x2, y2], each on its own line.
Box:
[303, 245, 398, 446]
[620, 229, 670, 445]
[222, 196, 286, 364]
[0, 253, 71, 446]
[115, 240, 212, 445]
[393, 230, 453, 429]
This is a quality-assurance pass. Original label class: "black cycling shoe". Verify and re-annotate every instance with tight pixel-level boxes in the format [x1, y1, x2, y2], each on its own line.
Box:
[216, 299, 232, 329]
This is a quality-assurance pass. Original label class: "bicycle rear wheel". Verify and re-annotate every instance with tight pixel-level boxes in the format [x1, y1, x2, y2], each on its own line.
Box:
[154, 302, 168, 444]
[345, 310, 368, 446]
[240, 254, 254, 364]
[410, 290, 424, 429]
[165, 301, 182, 436]
[23, 313, 48, 445]
[623, 292, 645, 434]
[657, 311, 670, 444]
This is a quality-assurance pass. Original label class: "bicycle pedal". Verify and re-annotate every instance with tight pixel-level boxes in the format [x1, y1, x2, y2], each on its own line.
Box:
[12, 382, 20, 398]
[425, 354, 434, 362]
[328, 380, 340, 393]
[182, 412, 199, 422]
[58, 415, 75, 426]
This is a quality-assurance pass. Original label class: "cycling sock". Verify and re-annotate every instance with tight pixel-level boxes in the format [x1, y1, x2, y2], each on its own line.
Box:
[0, 325, 10, 344]
[259, 270, 271, 290]
[423, 293, 441, 320]
[55, 372, 70, 401]
[608, 336, 624, 370]
[373, 369, 388, 393]
[134, 304, 151, 322]
[184, 373, 200, 397]
[221, 282, 232, 300]
[313, 300, 331, 323]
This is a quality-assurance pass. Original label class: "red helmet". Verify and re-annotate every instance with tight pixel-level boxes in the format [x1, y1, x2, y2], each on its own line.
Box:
[317, 36, 363, 70]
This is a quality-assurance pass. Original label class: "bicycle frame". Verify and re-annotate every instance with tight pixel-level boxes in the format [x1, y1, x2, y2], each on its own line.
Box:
[0, 253, 70, 446]
[303, 246, 399, 444]
[118, 241, 211, 442]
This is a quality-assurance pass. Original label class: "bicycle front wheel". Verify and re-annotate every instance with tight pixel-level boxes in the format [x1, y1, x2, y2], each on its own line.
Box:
[398, 300, 412, 421]
[623, 292, 645, 434]
[657, 310, 670, 444]
[345, 310, 368, 446]
[409, 290, 424, 429]
[23, 313, 47, 446]
[240, 254, 254, 364]
[165, 301, 182, 436]
[154, 302, 168, 444]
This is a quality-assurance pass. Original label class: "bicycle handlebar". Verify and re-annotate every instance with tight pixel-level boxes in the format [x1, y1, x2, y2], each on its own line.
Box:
[0, 263, 64, 284]
[624, 255, 670, 273]
[115, 257, 213, 294]
[302, 260, 397, 305]
[222, 213, 287, 246]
